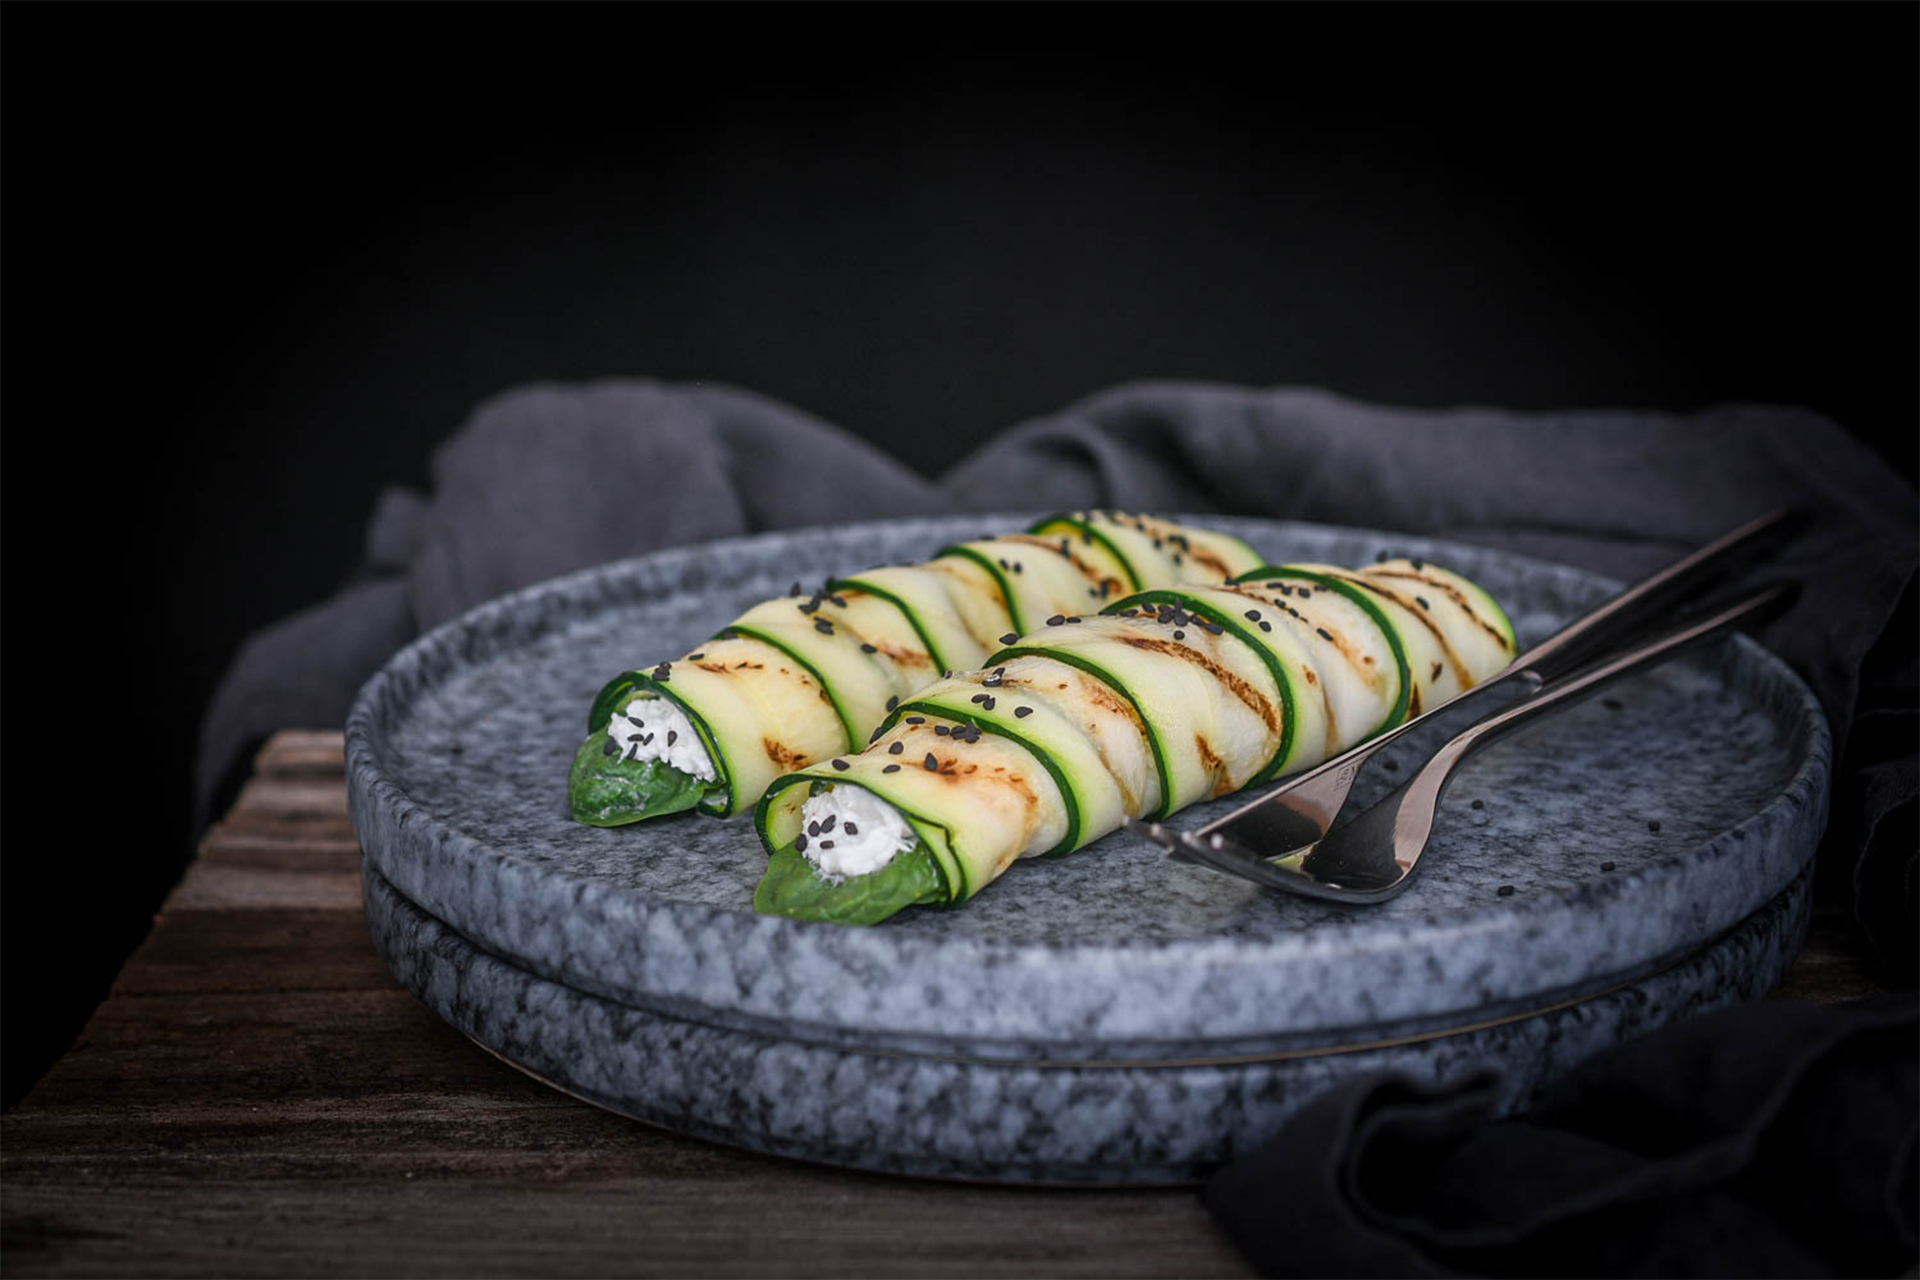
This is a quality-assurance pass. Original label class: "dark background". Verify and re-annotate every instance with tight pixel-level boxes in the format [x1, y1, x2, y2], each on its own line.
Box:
[6, 9, 1915, 1106]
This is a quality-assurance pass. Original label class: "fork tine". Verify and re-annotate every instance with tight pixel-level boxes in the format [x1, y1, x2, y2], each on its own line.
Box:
[1121, 814, 1179, 854]
[1174, 830, 1307, 891]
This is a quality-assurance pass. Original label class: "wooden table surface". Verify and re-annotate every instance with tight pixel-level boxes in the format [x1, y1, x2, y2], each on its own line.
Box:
[1, 732, 1890, 1277]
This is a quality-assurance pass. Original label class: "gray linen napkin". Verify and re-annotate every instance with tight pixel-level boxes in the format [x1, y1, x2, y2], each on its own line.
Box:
[198, 378, 1917, 961]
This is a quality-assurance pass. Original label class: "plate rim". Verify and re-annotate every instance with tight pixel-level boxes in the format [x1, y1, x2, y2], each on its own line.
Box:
[345, 512, 1832, 1048]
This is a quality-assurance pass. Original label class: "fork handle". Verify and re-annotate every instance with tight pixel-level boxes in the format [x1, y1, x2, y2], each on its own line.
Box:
[1429, 582, 1797, 780]
[1511, 508, 1804, 685]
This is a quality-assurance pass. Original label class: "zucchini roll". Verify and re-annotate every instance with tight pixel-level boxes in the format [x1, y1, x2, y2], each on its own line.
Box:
[569, 512, 1264, 827]
[753, 556, 1515, 924]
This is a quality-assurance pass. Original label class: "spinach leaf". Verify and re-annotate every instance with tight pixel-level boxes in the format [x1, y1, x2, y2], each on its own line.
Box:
[754, 839, 946, 925]
[568, 733, 715, 826]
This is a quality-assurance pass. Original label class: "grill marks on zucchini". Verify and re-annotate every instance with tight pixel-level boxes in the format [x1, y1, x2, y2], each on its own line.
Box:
[574, 514, 1252, 827]
[753, 549, 1512, 922]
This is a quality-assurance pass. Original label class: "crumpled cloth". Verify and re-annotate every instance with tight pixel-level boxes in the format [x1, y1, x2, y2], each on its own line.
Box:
[199, 378, 1917, 961]
[1204, 994, 1918, 1278]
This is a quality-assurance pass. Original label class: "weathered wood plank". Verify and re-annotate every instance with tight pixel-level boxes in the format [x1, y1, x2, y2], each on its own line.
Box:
[253, 729, 348, 779]
[1, 1177, 1246, 1279]
[2, 732, 1252, 1278]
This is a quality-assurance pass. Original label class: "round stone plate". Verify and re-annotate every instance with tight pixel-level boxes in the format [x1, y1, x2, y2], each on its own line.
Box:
[346, 514, 1830, 1184]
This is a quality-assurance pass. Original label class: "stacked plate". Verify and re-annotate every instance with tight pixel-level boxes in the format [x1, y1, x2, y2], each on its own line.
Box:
[347, 515, 1829, 1185]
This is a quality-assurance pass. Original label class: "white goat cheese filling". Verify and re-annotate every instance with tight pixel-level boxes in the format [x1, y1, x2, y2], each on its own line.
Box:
[610, 696, 718, 782]
[799, 785, 917, 878]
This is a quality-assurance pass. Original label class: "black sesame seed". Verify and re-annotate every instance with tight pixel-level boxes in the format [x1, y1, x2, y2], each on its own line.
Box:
[1496, 885, 1515, 897]
[924, 753, 939, 771]
[981, 696, 995, 710]
[861, 643, 878, 653]
[820, 813, 836, 832]
[1647, 819, 1662, 832]
[1410, 559, 1425, 571]
[1259, 620, 1272, 632]
[795, 834, 808, 852]
[627, 733, 643, 743]
[1065, 615, 1082, 624]
[1600, 860, 1617, 872]
[789, 582, 802, 596]
[687, 652, 705, 661]
[882, 763, 901, 773]
[819, 840, 835, 850]
[830, 758, 849, 771]
[1375, 551, 1389, 563]
[1012, 562, 1023, 574]
[971, 693, 990, 704]
[1013, 705, 1033, 718]
[814, 619, 834, 634]
[1047, 615, 1066, 626]
[1173, 630, 1186, 640]
[1172, 554, 1183, 565]
[934, 725, 950, 736]
[888, 741, 904, 755]
[1000, 633, 1019, 645]
[1244, 609, 1262, 621]
[1316, 627, 1333, 641]
[1470, 799, 1484, 810]
[905, 716, 925, 725]
[602, 740, 620, 757]
[1204, 620, 1224, 635]
[667, 730, 677, 746]
[999, 558, 1011, 569]
[798, 600, 820, 614]
[1415, 596, 1431, 611]
[807, 821, 820, 836]
[628, 715, 646, 728]
[886, 696, 899, 710]
[843, 822, 858, 836]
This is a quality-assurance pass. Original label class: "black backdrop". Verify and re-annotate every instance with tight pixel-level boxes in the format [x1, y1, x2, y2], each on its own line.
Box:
[6, 7, 1915, 1106]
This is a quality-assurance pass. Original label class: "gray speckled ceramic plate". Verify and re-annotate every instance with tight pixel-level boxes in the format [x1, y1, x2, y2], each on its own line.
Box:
[346, 515, 1830, 1178]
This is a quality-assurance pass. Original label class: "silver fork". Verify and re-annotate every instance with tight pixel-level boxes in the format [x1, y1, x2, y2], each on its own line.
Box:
[1124, 508, 1804, 902]
[1134, 581, 1793, 902]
